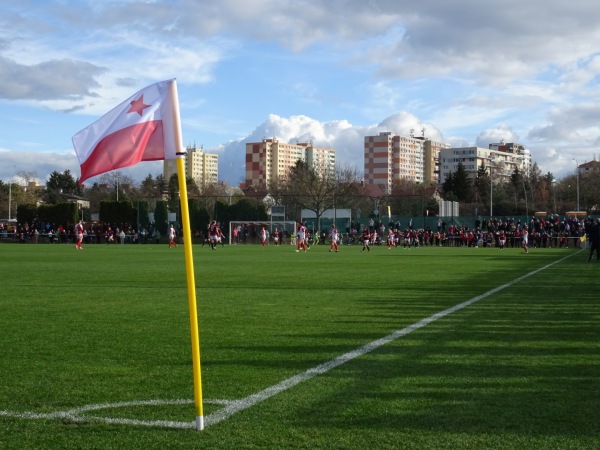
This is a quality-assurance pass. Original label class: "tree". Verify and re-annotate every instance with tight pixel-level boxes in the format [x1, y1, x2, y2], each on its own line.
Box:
[136, 201, 150, 231]
[580, 169, 600, 212]
[278, 161, 363, 230]
[228, 198, 268, 221]
[442, 162, 472, 203]
[188, 199, 210, 236]
[510, 167, 524, 213]
[154, 201, 169, 235]
[186, 176, 200, 198]
[167, 173, 180, 212]
[97, 171, 135, 201]
[474, 163, 489, 206]
[0, 181, 8, 218]
[99, 200, 135, 226]
[138, 174, 162, 198]
[37, 203, 78, 227]
[15, 170, 39, 207]
[45, 170, 80, 203]
[526, 162, 543, 212]
[389, 180, 436, 220]
[537, 172, 554, 213]
[17, 204, 37, 225]
[83, 182, 116, 213]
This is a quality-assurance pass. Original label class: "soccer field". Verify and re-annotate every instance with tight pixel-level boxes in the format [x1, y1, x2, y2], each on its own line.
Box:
[1, 242, 599, 449]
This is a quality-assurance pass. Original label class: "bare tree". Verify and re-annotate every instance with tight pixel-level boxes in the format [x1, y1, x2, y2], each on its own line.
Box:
[278, 161, 364, 229]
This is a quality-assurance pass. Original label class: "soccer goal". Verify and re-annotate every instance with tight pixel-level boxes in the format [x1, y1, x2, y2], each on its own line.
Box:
[228, 221, 298, 245]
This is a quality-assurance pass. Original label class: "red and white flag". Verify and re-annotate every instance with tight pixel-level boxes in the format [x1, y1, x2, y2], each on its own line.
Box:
[72, 79, 182, 184]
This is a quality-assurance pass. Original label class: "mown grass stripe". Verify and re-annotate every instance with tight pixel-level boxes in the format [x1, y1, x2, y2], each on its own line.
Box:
[205, 251, 578, 427]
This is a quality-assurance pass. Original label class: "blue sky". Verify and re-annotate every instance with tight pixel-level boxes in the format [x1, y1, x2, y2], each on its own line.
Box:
[2, 0, 600, 186]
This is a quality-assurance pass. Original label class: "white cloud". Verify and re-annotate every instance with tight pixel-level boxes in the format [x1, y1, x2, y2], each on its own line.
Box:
[475, 126, 520, 148]
[0, 149, 79, 183]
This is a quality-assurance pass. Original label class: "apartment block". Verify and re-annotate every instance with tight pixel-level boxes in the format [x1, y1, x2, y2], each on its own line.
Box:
[438, 145, 530, 185]
[578, 159, 600, 175]
[363, 132, 449, 194]
[245, 138, 336, 189]
[163, 144, 219, 187]
[488, 142, 532, 173]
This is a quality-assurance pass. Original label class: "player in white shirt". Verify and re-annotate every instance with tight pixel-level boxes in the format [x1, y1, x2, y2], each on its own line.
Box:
[329, 225, 339, 252]
[295, 223, 307, 252]
[387, 228, 395, 249]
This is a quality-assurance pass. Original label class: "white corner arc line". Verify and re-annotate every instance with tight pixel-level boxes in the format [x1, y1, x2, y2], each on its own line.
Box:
[205, 252, 577, 427]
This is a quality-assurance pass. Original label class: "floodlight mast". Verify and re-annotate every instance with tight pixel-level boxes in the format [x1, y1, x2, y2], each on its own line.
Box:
[573, 158, 580, 212]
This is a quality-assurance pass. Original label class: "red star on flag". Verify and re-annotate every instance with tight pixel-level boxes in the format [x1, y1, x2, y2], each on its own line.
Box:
[128, 95, 151, 116]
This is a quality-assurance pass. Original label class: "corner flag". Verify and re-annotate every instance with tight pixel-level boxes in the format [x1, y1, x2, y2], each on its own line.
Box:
[71, 79, 205, 430]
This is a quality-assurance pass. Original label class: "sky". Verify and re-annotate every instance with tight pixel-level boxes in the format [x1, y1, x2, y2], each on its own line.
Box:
[1, 0, 600, 187]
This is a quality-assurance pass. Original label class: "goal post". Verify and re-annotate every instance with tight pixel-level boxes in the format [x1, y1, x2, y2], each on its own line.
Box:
[228, 221, 298, 245]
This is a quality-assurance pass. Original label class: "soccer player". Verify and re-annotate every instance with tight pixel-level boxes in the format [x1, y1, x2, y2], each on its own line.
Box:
[75, 220, 84, 250]
[106, 227, 115, 244]
[403, 228, 411, 249]
[370, 229, 378, 246]
[260, 227, 268, 246]
[295, 222, 307, 252]
[498, 229, 506, 251]
[208, 220, 219, 250]
[521, 226, 529, 253]
[216, 225, 226, 247]
[587, 218, 600, 262]
[329, 224, 339, 252]
[361, 226, 371, 253]
[387, 228, 395, 249]
[168, 224, 177, 248]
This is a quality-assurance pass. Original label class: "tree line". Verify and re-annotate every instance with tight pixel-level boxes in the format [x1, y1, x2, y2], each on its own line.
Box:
[1, 160, 597, 234]
[442, 161, 597, 216]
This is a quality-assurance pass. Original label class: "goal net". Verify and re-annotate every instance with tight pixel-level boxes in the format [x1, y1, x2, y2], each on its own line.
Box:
[228, 221, 298, 245]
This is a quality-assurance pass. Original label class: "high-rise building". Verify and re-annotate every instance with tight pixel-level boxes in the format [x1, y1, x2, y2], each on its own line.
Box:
[363, 131, 449, 194]
[163, 144, 219, 187]
[245, 138, 336, 189]
[577, 159, 600, 175]
[438, 145, 530, 185]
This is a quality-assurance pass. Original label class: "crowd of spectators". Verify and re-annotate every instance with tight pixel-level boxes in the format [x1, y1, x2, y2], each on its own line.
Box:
[0, 215, 593, 249]
[315, 215, 589, 249]
[0, 221, 157, 245]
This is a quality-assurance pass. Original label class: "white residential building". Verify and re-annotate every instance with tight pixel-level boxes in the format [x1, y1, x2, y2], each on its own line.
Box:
[439, 146, 530, 185]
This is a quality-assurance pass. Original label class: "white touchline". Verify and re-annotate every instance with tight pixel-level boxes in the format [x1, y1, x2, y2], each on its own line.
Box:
[0, 252, 578, 429]
[205, 252, 576, 427]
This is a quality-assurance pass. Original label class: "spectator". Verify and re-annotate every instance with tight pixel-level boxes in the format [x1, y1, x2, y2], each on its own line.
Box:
[587, 218, 600, 262]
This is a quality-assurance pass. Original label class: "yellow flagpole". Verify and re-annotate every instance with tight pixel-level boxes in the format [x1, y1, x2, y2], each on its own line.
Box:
[170, 80, 204, 431]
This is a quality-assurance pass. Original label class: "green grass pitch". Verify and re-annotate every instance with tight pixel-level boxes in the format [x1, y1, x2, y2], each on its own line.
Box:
[1, 241, 599, 449]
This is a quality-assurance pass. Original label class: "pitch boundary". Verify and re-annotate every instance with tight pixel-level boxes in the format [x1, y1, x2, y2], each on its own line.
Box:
[0, 251, 579, 429]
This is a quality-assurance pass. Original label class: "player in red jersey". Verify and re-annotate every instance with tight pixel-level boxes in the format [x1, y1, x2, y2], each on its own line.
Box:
[498, 229, 506, 250]
[208, 220, 220, 250]
[361, 226, 371, 253]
